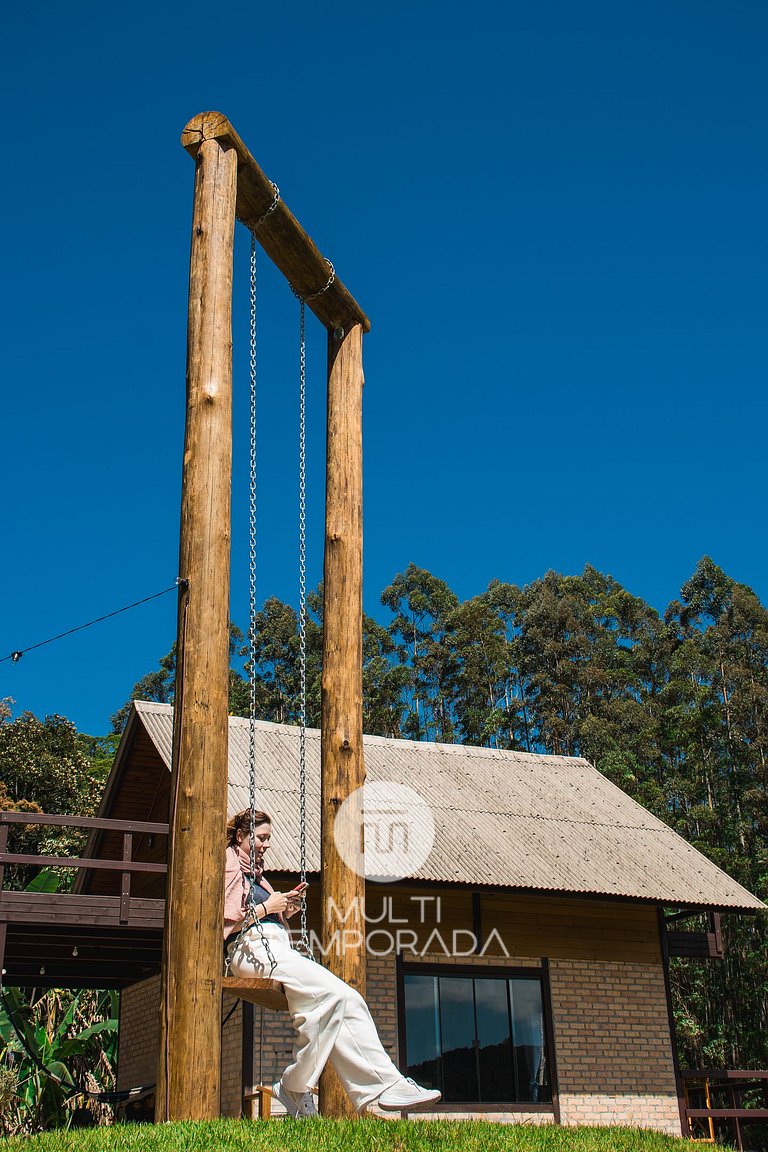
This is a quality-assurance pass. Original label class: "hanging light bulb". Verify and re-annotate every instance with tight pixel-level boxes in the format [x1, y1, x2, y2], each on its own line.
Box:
[72, 946, 79, 957]
[39, 965, 45, 975]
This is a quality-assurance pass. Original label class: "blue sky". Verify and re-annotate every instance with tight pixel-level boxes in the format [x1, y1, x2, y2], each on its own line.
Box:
[2, 1, 767, 736]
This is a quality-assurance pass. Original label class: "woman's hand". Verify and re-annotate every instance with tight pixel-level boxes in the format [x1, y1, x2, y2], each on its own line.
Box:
[263, 892, 290, 916]
[283, 883, 307, 920]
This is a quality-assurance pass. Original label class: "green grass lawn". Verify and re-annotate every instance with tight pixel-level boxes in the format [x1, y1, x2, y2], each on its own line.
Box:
[0, 1118, 726, 1152]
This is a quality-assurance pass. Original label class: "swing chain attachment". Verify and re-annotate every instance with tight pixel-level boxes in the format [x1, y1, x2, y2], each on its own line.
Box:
[290, 260, 336, 305]
[250, 181, 280, 231]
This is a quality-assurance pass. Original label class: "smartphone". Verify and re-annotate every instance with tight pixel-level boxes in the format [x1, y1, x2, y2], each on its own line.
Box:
[293, 881, 309, 893]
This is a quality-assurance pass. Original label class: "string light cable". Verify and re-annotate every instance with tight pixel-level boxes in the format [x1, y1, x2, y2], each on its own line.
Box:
[1, 580, 185, 665]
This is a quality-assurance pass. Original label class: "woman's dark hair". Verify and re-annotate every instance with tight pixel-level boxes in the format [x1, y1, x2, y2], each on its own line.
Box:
[226, 808, 271, 845]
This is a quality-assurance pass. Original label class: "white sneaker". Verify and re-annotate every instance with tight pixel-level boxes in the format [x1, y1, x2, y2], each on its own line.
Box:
[377, 1077, 441, 1110]
[271, 1079, 318, 1118]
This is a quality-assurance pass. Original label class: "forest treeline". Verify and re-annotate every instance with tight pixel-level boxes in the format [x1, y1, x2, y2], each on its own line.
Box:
[112, 554, 768, 1070]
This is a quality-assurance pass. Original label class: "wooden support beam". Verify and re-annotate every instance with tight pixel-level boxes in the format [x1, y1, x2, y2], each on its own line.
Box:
[181, 112, 369, 335]
[119, 833, 133, 925]
[320, 324, 366, 1118]
[156, 133, 238, 1122]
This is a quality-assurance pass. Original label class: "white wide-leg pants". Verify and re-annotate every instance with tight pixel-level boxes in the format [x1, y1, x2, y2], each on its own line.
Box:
[228, 923, 403, 1112]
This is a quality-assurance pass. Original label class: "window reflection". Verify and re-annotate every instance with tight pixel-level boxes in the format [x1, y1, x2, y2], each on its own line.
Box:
[510, 979, 548, 1103]
[440, 977, 479, 1102]
[403, 970, 551, 1105]
[403, 974, 440, 1092]
[475, 977, 514, 1102]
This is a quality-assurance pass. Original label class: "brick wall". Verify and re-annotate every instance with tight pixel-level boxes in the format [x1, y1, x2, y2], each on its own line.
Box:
[366, 953, 398, 1061]
[117, 974, 160, 1093]
[220, 995, 242, 1117]
[549, 958, 681, 1135]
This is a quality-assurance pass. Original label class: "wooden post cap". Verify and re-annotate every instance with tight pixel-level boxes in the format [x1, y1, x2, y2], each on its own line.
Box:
[181, 112, 249, 161]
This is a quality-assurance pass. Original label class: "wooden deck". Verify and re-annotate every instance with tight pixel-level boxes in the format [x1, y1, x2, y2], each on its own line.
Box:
[0, 812, 167, 989]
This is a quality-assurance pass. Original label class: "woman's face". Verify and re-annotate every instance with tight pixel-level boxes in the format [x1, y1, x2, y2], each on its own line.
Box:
[238, 821, 272, 870]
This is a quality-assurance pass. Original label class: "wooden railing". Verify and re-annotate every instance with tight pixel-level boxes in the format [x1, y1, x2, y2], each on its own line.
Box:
[0, 812, 168, 925]
[682, 1070, 768, 1148]
[665, 910, 723, 959]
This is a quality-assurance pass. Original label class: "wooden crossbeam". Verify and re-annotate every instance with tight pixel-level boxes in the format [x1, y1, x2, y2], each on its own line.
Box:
[181, 112, 370, 334]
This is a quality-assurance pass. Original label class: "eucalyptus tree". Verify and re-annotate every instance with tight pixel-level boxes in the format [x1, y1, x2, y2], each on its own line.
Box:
[361, 616, 409, 738]
[443, 593, 516, 748]
[381, 564, 460, 743]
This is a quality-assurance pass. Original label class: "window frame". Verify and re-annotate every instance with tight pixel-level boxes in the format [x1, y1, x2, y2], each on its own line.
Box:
[396, 956, 560, 1116]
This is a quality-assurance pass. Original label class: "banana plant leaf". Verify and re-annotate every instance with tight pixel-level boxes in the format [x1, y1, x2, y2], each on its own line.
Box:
[25, 869, 60, 894]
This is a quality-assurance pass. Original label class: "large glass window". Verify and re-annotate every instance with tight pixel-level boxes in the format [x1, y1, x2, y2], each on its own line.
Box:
[402, 969, 552, 1105]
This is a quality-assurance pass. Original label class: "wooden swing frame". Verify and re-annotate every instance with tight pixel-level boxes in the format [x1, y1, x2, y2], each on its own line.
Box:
[157, 112, 369, 1121]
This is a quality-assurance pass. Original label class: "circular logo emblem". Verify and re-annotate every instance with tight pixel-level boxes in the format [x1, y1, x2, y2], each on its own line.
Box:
[333, 780, 435, 883]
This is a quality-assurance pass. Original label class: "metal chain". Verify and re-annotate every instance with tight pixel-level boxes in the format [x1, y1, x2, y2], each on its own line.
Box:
[248, 229, 259, 900]
[290, 259, 336, 305]
[297, 297, 312, 958]
[240, 226, 329, 968]
[253, 181, 280, 229]
[243, 228, 277, 977]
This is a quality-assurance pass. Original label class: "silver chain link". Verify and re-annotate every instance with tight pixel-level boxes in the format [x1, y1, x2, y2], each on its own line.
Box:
[243, 228, 277, 977]
[253, 181, 280, 229]
[248, 230, 258, 895]
[297, 298, 312, 957]
[290, 259, 336, 306]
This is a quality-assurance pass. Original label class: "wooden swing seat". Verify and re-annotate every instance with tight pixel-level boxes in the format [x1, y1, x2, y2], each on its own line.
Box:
[222, 975, 289, 1012]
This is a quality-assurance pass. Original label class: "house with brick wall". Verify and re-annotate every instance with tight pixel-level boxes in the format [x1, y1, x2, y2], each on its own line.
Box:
[69, 701, 766, 1132]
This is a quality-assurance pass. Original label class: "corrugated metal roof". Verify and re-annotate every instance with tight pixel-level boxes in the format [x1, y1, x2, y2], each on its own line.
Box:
[132, 700, 765, 911]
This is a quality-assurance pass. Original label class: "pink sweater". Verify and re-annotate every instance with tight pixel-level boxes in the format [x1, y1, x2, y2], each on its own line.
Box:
[223, 843, 258, 939]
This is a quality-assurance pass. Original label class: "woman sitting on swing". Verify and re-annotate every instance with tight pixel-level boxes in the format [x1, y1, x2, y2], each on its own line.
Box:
[224, 808, 441, 1118]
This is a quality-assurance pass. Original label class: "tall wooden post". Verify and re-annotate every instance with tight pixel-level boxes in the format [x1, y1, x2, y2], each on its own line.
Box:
[168, 111, 370, 1122]
[320, 323, 366, 1118]
[156, 135, 238, 1121]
